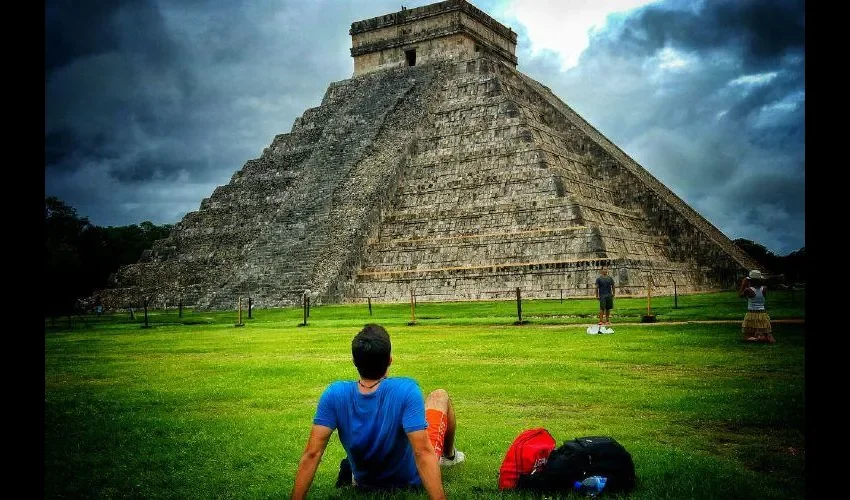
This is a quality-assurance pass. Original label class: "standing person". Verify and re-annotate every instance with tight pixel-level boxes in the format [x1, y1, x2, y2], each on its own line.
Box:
[291, 324, 464, 500]
[738, 270, 775, 343]
[595, 265, 615, 334]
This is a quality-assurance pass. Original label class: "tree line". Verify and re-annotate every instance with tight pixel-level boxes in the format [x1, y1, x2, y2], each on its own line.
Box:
[45, 196, 805, 318]
[45, 197, 173, 318]
[732, 239, 806, 285]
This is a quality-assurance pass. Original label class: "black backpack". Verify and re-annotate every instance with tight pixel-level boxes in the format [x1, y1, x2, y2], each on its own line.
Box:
[517, 436, 636, 494]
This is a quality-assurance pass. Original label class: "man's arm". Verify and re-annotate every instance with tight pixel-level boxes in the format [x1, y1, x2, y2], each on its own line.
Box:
[407, 429, 446, 500]
[291, 424, 334, 500]
[595, 278, 600, 299]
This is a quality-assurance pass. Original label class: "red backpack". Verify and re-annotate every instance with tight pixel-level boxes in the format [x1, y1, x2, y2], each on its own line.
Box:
[498, 428, 557, 490]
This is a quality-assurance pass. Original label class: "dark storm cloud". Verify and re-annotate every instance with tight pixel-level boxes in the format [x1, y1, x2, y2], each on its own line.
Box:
[45, 0, 125, 75]
[44, 0, 437, 228]
[45, 129, 114, 168]
[45, 0, 179, 76]
[45, 0, 196, 184]
[594, 0, 805, 66]
[107, 151, 200, 184]
[515, 0, 805, 255]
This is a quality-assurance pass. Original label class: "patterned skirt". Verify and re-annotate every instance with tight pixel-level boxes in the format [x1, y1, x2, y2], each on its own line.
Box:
[742, 311, 775, 343]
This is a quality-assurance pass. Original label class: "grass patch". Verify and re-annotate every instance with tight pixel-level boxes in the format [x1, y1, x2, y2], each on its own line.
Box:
[45, 291, 805, 499]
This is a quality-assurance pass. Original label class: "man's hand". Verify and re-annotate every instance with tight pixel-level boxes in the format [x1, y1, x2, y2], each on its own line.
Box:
[407, 430, 446, 500]
[292, 425, 333, 500]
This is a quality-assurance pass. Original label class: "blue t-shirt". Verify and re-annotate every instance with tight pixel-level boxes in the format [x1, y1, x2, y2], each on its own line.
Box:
[596, 275, 615, 297]
[313, 377, 427, 488]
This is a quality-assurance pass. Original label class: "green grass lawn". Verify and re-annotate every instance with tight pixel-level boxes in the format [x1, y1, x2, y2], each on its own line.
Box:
[45, 291, 805, 499]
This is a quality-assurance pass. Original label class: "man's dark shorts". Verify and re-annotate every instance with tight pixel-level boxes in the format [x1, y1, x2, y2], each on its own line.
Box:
[599, 296, 614, 311]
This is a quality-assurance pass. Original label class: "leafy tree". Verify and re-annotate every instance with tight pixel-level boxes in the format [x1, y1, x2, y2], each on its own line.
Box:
[104, 222, 172, 263]
[45, 197, 93, 317]
[45, 197, 175, 318]
[733, 239, 780, 272]
[733, 238, 806, 285]
[781, 247, 806, 284]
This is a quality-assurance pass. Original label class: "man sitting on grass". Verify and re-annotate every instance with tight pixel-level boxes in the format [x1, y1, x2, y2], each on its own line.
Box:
[291, 324, 464, 500]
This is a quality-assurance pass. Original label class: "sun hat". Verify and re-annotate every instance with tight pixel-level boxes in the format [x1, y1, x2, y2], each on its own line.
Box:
[748, 270, 764, 280]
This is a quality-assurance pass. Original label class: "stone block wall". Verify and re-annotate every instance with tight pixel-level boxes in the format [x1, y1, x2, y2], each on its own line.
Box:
[347, 55, 752, 303]
[351, 0, 516, 76]
[511, 66, 759, 273]
[102, 63, 449, 309]
[353, 33, 478, 77]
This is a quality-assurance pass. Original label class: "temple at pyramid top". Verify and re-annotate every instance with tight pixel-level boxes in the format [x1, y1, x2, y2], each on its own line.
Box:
[350, 0, 517, 76]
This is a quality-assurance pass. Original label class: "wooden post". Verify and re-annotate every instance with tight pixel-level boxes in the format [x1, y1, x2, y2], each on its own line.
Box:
[368, 297, 372, 316]
[143, 298, 150, 328]
[673, 280, 678, 309]
[516, 287, 522, 323]
[560, 289, 563, 304]
[248, 297, 252, 319]
[409, 290, 416, 325]
[178, 299, 183, 318]
[641, 276, 656, 323]
[235, 297, 244, 327]
[306, 295, 311, 318]
[302, 293, 308, 326]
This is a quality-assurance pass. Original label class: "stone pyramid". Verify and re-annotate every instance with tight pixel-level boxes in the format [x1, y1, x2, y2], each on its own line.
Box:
[102, 0, 759, 310]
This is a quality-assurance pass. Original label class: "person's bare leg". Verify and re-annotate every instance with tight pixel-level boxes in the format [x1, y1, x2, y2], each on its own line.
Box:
[442, 395, 456, 457]
[425, 389, 456, 458]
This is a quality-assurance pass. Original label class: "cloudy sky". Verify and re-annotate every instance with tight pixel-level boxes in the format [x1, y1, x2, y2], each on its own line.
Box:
[45, 0, 805, 256]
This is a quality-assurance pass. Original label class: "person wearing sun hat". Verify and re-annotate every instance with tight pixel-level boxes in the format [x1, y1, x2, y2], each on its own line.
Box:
[737, 269, 775, 343]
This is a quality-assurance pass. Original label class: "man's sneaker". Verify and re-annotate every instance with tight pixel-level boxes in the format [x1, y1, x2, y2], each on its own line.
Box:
[600, 326, 614, 334]
[439, 449, 466, 467]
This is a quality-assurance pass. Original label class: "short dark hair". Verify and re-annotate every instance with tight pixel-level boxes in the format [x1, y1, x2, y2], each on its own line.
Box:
[352, 324, 391, 379]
